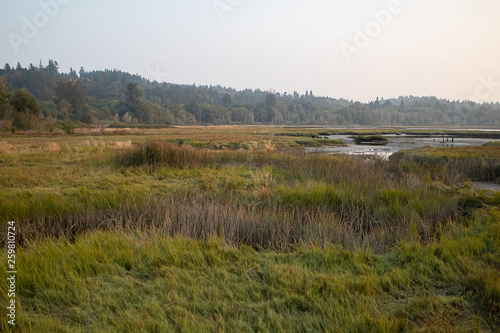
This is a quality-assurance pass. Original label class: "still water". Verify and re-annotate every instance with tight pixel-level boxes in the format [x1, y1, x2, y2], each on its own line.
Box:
[308, 134, 497, 159]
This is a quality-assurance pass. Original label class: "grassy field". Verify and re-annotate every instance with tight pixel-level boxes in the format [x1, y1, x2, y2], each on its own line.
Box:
[392, 146, 500, 183]
[1, 126, 499, 332]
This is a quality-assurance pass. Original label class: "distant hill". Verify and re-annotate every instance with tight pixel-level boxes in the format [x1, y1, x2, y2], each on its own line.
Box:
[1, 60, 499, 128]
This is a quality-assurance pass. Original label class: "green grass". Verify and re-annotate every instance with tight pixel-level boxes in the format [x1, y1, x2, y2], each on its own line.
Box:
[1, 127, 499, 331]
[0, 140, 473, 251]
[276, 131, 320, 138]
[1, 208, 498, 332]
[294, 138, 344, 147]
[392, 146, 500, 182]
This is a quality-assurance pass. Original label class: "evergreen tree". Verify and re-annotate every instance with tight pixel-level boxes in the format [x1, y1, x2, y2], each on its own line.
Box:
[55, 79, 90, 122]
[222, 93, 232, 107]
[126, 82, 143, 111]
[265, 93, 277, 107]
[399, 100, 406, 112]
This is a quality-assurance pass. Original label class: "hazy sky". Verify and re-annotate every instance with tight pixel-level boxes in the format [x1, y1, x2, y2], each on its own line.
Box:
[1, 0, 499, 103]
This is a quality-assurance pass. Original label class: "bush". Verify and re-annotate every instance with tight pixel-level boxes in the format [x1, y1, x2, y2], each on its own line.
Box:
[59, 119, 76, 134]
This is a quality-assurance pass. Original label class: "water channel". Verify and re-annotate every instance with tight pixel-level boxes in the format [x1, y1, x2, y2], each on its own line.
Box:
[307, 131, 500, 192]
[309, 134, 496, 160]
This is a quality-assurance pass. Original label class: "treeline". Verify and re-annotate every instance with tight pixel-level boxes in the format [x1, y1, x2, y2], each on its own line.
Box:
[1, 60, 499, 130]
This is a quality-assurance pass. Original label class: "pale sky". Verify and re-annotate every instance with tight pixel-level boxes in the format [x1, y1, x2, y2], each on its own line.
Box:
[1, 0, 499, 103]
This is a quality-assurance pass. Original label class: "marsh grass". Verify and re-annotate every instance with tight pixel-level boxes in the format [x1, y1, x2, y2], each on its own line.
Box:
[7, 190, 430, 253]
[0, 140, 475, 252]
[1, 208, 498, 332]
[294, 138, 344, 147]
[393, 146, 500, 182]
[1, 130, 500, 331]
[484, 141, 500, 147]
[3, 141, 466, 250]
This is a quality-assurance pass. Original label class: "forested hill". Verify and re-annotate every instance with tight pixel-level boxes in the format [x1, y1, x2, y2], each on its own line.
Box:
[1, 60, 499, 130]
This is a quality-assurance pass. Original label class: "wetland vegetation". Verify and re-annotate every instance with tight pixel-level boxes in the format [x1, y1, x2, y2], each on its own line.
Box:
[1, 126, 499, 332]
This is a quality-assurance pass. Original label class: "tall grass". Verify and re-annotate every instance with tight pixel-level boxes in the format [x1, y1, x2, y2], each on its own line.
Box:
[2, 191, 404, 252]
[1, 208, 498, 332]
[392, 146, 500, 182]
[1, 141, 470, 252]
[2, 134, 499, 331]
[1, 140, 489, 252]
